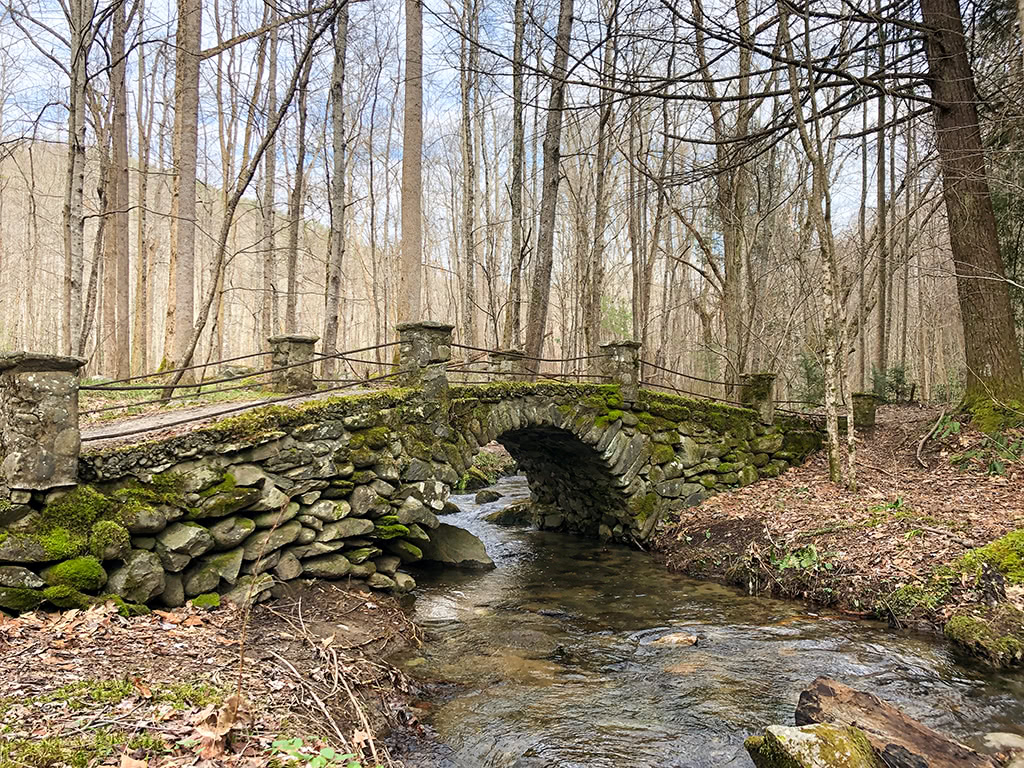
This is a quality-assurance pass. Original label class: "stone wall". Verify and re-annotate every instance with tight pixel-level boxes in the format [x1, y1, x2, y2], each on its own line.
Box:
[0, 381, 820, 614]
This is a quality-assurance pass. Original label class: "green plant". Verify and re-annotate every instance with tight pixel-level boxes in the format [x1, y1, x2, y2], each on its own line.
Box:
[797, 351, 824, 406]
[270, 737, 374, 768]
[775, 544, 835, 572]
[871, 363, 913, 403]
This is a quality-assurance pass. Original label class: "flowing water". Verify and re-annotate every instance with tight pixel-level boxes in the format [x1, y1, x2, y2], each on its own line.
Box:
[395, 475, 1024, 767]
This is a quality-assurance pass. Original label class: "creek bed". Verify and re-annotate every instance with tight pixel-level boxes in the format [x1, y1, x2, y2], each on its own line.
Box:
[394, 475, 1024, 767]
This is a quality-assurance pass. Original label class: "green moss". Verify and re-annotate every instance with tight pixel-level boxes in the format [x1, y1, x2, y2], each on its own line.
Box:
[153, 682, 224, 709]
[44, 487, 112, 532]
[349, 471, 376, 485]
[349, 426, 391, 450]
[94, 594, 150, 617]
[43, 585, 93, 609]
[43, 557, 107, 591]
[881, 567, 956, 621]
[628, 492, 659, 525]
[110, 474, 186, 507]
[651, 443, 676, 465]
[0, 730, 168, 768]
[0, 586, 44, 612]
[89, 520, 130, 560]
[960, 529, 1024, 585]
[190, 592, 221, 610]
[43, 679, 135, 709]
[372, 515, 410, 539]
[197, 472, 236, 498]
[944, 605, 1024, 667]
[593, 409, 624, 429]
[37, 529, 89, 560]
[966, 398, 1024, 434]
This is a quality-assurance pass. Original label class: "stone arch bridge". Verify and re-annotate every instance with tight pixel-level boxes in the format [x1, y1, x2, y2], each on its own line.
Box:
[0, 323, 820, 612]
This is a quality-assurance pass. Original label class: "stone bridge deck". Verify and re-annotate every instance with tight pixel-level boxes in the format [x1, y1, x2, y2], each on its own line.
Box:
[0, 323, 821, 614]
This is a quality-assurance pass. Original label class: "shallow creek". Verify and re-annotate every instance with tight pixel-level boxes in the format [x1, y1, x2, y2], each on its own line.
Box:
[395, 475, 1024, 767]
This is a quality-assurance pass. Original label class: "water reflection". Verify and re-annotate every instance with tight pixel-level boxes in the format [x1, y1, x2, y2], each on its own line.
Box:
[396, 476, 1024, 768]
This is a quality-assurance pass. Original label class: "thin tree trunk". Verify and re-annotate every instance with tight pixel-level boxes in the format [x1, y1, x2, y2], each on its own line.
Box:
[322, 1, 349, 376]
[399, 0, 423, 323]
[523, 0, 574, 369]
[501, 0, 526, 349]
[261, 6, 278, 348]
[285, 37, 314, 333]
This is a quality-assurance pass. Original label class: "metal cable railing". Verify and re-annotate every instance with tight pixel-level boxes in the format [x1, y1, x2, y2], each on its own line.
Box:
[82, 369, 405, 443]
[640, 379, 747, 407]
[82, 350, 268, 388]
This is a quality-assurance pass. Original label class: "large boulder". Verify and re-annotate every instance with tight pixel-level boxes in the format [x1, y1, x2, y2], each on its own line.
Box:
[106, 550, 166, 603]
[417, 523, 494, 570]
[745, 724, 884, 768]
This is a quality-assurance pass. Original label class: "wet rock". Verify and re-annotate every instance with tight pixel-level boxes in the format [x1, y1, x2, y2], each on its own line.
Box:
[418, 523, 494, 570]
[440, 501, 462, 516]
[483, 501, 533, 527]
[983, 733, 1024, 753]
[475, 489, 503, 504]
[385, 539, 423, 563]
[651, 632, 698, 647]
[107, 550, 166, 603]
[745, 724, 883, 768]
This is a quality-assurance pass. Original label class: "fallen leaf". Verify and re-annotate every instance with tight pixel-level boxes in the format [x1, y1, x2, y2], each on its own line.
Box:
[118, 755, 147, 768]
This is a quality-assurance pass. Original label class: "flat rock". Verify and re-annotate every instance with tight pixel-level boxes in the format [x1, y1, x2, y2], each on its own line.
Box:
[208, 516, 256, 549]
[242, 520, 302, 560]
[746, 723, 883, 768]
[0, 565, 44, 589]
[308, 499, 350, 522]
[418, 523, 494, 570]
[253, 501, 299, 528]
[303, 553, 352, 579]
[319, 517, 374, 542]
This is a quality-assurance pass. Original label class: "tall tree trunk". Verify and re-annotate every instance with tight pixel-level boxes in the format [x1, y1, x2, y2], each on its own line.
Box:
[501, 0, 526, 349]
[874, 0, 888, 387]
[261, 7, 278, 348]
[322, 1, 349, 376]
[285, 42, 314, 333]
[523, 0, 574, 369]
[110, 0, 130, 377]
[399, 0, 423, 323]
[920, 0, 1024, 400]
[165, 0, 202, 374]
[459, 0, 477, 347]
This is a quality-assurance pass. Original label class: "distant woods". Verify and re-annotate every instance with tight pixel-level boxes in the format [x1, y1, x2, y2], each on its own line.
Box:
[0, 0, 1021, 418]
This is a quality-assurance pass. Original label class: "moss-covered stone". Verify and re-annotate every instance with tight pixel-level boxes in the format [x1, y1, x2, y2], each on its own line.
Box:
[944, 603, 1024, 667]
[42, 556, 107, 591]
[745, 723, 883, 768]
[94, 593, 151, 617]
[43, 584, 93, 609]
[0, 586, 44, 612]
[89, 520, 131, 561]
[191, 592, 221, 610]
[960, 529, 1024, 585]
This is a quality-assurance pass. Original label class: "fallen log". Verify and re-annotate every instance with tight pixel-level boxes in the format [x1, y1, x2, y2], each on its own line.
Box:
[795, 677, 997, 768]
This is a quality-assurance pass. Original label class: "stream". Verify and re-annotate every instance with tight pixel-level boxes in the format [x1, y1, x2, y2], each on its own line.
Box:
[394, 475, 1024, 767]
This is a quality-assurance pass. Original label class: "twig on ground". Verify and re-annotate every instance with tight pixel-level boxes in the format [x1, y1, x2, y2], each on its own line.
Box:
[917, 408, 946, 469]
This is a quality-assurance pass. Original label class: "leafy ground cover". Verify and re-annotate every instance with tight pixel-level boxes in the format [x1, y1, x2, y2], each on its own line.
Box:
[654, 405, 1024, 663]
[0, 582, 426, 767]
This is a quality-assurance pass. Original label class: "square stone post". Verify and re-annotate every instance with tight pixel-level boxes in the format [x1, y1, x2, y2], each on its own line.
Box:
[268, 334, 319, 392]
[397, 321, 453, 400]
[739, 372, 776, 425]
[851, 392, 877, 431]
[488, 349, 526, 379]
[0, 352, 87, 491]
[599, 341, 642, 405]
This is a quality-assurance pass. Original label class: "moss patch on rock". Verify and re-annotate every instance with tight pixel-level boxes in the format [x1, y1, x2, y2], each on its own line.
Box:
[43, 584, 93, 609]
[43, 556, 107, 591]
[944, 603, 1024, 667]
[190, 592, 220, 610]
[959, 529, 1024, 585]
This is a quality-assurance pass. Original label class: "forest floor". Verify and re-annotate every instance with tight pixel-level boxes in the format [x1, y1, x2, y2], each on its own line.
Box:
[654, 404, 1024, 662]
[0, 581, 431, 768]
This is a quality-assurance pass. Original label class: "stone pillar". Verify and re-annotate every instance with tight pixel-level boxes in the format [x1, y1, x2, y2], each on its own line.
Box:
[740, 372, 776, 425]
[0, 352, 87, 491]
[268, 334, 319, 392]
[488, 348, 526, 379]
[599, 341, 642, 404]
[397, 321, 453, 399]
[851, 392, 877, 431]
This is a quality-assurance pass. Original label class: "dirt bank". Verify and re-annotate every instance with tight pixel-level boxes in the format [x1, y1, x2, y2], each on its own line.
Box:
[653, 405, 1024, 665]
[0, 581, 428, 767]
